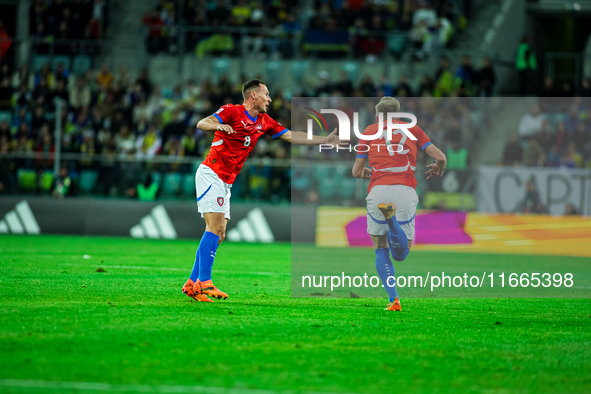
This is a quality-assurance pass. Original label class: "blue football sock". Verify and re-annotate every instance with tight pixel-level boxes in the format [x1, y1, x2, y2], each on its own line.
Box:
[188, 248, 200, 282]
[375, 248, 399, 300]
[385, 216, 409, 262]
[197, 231, 220, 282]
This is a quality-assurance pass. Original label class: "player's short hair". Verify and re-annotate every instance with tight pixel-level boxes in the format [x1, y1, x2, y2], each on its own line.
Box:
[242, 79, 266, 99]
[375, 97, 400, 116]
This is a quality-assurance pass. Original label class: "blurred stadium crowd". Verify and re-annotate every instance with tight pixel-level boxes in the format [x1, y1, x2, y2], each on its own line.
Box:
[0, 0, 588, 206]
[2, 60, 589, 202]
[503, 97, 591, 169]
[309, 55, 495, 98]
[29, 0, 108, 56]
[0, 51, 498, 201]
[142, 0, 467, 59]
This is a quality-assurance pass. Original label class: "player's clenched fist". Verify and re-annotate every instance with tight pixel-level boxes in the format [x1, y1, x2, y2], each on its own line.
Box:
[217, 124, 235, 134]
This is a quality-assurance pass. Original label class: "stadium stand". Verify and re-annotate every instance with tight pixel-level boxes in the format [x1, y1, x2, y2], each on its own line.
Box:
[30, 0, 109, 60]
[502, 97, 591, 169]
[0, 0, 589, 209]
[0, 55, 502, 202]
[141, 0, 464, 59]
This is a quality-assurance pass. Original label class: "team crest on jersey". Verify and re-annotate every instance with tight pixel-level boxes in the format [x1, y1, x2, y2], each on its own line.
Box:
[217, 197, 224, 206]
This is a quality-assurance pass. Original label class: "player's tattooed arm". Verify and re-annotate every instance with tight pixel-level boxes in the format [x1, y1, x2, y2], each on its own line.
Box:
[424, 144, 447, 180]
[279, 128, 349, 147]
[352, 158, 371, 179]
[196, 116, 235, 134]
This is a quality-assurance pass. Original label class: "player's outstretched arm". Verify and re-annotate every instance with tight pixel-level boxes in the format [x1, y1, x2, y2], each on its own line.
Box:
[197, 115, 235, 134]
[424, 144, 447, 180]
[352, 158, 372, 179]
[279, 128, 349, 147]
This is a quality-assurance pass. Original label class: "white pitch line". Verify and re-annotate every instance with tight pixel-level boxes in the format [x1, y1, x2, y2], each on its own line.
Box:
[0, 379, 362, 394]
[63, 264, 288, 277]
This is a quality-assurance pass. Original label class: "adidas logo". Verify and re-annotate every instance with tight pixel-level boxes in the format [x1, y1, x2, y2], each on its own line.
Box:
[130, 205, 177, 239]
[226, 208, 274, 243]
[0, 201, 40, 235]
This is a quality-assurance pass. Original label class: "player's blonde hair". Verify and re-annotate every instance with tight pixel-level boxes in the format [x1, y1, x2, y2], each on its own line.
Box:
[375, 97, 400, 116]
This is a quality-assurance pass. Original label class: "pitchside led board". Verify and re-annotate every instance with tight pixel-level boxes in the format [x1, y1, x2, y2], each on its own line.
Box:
[290, 97, 591, 299]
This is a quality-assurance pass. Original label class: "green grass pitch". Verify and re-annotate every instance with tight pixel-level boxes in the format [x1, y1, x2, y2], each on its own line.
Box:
[1, 235, 590, 393]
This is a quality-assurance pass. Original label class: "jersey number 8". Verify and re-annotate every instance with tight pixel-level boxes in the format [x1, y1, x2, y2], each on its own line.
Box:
[244, 136, 251, 147]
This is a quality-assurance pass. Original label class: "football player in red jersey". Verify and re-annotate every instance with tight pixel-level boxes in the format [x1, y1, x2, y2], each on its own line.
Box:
[182, 79, 344, 302]
[352, 97, 447, 311]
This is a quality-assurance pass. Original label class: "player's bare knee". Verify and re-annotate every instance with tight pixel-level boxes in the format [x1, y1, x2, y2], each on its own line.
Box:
[207, 223, 225, 238]
[372, 235, 387, 249]
[218, 231, 226, 243]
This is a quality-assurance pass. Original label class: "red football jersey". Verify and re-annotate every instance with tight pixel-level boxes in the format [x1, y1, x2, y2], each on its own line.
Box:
[202, 104, 288, 184]
[357, 119, 431, 192]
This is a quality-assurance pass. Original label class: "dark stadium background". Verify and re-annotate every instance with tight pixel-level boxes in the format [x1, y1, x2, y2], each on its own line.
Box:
[0, 1, 590, 393]
[0, 0, 589, 210]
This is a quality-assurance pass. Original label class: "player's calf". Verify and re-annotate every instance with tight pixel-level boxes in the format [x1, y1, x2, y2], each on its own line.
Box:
[375, 247, 399, 299]
[389, 234, 409, 261]
[378, 203, 410, 261]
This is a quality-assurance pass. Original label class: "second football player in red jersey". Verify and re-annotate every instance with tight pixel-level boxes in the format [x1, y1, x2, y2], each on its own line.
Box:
[182, 79, 344, 302]
[352, 97, 447, 311]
